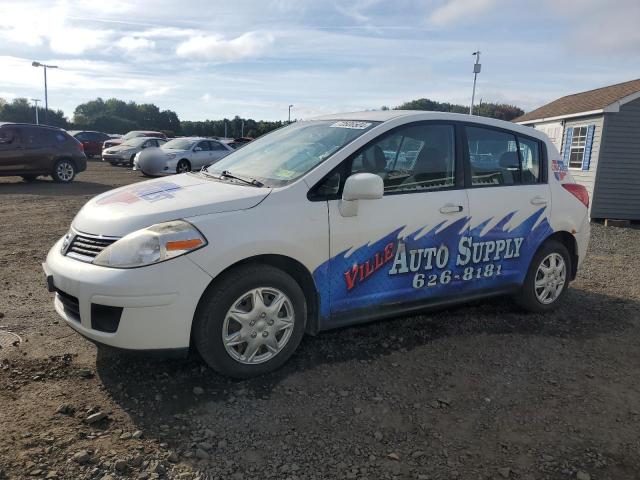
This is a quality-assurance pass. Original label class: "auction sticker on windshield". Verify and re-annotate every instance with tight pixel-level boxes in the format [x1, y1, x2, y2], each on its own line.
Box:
[330, 121, 372, 129]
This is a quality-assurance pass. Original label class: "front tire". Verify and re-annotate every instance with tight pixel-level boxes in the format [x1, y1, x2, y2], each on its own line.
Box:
[515, 240, 571, 312]
[193, 264, 306, 378]
[176, 159, 191, 174]
[51, 159, 76, 183]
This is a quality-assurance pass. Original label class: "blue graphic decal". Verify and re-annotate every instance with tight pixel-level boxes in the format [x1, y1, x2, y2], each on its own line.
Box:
[313, 208, 553, 320]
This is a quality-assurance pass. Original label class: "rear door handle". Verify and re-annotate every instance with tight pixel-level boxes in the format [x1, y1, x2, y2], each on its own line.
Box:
[530, 196, 548, 205]
[439, 204, 464, 214]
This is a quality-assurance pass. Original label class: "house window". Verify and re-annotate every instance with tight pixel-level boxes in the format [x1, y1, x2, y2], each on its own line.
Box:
[568, 126, 588, 169]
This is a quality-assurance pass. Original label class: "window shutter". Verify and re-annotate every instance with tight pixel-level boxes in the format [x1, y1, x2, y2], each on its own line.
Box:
[562, 127, 573, 164]
[582, 124, 595, 171]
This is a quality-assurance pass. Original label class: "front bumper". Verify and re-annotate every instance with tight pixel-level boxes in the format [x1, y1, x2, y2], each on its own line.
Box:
[102, 153, 128, 164]
[43, 238, 212, 350]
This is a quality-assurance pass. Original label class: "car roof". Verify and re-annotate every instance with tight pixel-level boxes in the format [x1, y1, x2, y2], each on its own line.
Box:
[0, 121, 63, 131]
[311, 110, 548, 142]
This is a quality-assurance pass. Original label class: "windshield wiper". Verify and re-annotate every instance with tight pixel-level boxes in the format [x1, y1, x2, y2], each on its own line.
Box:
[220, 170, 264, 187]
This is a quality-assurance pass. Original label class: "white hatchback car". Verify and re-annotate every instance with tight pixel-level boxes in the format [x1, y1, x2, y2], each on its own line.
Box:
[43, 111, 590, 378]
[133, 137, 233, 176]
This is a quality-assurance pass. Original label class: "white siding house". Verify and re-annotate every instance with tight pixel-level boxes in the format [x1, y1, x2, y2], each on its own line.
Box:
[515, 79, 640, 221]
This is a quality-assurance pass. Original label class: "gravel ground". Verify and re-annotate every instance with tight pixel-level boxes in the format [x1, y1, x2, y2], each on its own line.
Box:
[1, 161, 639, 480]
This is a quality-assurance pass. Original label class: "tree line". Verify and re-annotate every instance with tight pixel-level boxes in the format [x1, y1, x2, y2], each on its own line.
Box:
[390, 98, 524, 121]
[0, 95, 525, 139]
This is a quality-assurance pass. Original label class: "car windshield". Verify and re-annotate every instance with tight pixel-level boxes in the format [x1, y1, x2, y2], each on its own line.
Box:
[122, 132, 144, 140]
[121, 137, 148, 147]
[206, 120, 379, 187]
[162, 138, 197, 150]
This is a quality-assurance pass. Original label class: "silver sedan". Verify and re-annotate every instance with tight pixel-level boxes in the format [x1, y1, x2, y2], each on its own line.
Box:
[133, 137, 234, 176]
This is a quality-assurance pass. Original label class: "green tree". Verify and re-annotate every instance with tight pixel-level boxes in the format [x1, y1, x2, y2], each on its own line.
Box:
[394, 97, 524, 121]
[0, 97, 68, 127]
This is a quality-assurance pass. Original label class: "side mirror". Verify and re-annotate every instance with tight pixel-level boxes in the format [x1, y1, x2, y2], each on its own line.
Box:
[194, 146, 202, 152]
[339, 173, 383, 217]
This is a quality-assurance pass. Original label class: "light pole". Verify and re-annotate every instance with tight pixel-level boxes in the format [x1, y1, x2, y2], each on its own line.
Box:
[288, 104, 293, 123]
[469, 51, 481, 115]
[32, 61, 58, 124]
[31, 99, 41, 124]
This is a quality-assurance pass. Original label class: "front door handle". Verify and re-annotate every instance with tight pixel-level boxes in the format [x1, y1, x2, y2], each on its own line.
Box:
[530, 196, 548, 205]
[439, 203, 464, 214]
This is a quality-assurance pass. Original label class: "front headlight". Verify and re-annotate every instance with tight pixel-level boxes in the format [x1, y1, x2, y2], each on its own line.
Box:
[166, 153, 177, 159]
[93, 220, 207, 268]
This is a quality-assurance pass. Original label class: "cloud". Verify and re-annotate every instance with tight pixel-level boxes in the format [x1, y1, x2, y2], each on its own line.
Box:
[116, 36, 156, 53]
[176, 31, 274, 61]
[428, 0, 500, 26]
[0, 1, 114, 54]
[201, 93, 212, 102]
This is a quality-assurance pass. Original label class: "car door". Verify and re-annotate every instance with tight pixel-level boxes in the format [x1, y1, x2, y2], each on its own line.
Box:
[463, 124, 552, 292]
[0, 126, 24, 172]
[192, 140, 212, 168]
[316, 122, 469, 325]
[21, 127, 52, 173]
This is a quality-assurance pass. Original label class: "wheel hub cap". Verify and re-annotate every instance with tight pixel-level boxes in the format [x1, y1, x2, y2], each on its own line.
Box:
[534, 252, 567, 304]
[222, 287, 295, 365]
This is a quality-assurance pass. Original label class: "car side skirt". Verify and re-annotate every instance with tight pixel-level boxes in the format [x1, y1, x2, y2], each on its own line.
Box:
[319, 284, 520, 331]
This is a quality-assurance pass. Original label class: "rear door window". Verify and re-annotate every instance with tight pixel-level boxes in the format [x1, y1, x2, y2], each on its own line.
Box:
[517, 136, 541, 183]
[0, 127, 19, 147]
[466, 126, 520, 186]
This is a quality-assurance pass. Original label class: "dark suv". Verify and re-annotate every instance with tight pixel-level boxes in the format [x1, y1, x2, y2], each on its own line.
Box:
[0, 123, 87, 183]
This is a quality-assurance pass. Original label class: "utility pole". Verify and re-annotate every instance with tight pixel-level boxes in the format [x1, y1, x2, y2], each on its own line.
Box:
[470, 51, 481, 115]
[32, 62, 58, 124]
[288, 104, 293, 123]
[31, 99, 41, 124]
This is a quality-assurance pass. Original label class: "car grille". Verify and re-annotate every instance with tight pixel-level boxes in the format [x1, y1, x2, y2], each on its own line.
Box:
[56, 289, 80, 322]
[66, 233, 117, 262]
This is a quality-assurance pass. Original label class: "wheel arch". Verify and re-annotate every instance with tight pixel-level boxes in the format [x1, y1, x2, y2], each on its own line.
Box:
[193, 254, 321, 338]
[541, 231, 579, 280]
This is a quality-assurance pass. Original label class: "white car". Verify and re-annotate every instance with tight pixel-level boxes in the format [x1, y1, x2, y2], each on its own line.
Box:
[133, 137, 233, 175]
[43, 111, 590, 378]
[102, 137, 166, 166]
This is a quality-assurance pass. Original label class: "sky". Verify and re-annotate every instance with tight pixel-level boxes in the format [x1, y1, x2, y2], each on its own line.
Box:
[1, 0, 639, 122]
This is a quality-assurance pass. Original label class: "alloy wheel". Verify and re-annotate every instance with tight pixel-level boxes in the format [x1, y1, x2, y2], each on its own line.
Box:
[534, 252, 566, 304]
[222, 287, 295, 364]
[56, 161, 75, 182]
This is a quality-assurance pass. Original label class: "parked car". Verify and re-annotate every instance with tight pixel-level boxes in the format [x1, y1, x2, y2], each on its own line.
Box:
[102, 137, 166, 166]
[227, 137, 253, 149]
[0, 122, 86, 183]
[43, 111, 590, 378]
[67, 130, 111, 158]
[102, 130, 167, 150]
[133, 137, 233, 175]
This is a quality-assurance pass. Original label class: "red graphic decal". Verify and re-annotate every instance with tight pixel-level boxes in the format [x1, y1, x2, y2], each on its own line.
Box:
[344, 242, 395, 291]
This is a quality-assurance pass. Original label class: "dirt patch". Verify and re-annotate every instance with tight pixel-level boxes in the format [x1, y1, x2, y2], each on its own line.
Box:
[1, 161, 640, 479]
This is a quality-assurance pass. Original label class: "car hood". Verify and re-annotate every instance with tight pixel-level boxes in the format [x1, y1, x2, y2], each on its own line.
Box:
[107, 144, 136, 152]
[72, 173, 271, 237]
[104, 139, 123, 146]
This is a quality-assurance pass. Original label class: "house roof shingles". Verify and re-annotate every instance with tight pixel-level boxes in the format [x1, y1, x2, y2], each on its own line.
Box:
[514, 78, 640, 123]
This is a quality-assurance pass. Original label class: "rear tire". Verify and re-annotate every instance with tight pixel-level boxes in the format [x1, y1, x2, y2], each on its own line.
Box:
[21, 175, 38, 182]
[51, 159, 76, 183]
[514, 239, 571, 312]
[193, 264, 306, 378]
[176, 159, 191, 174]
